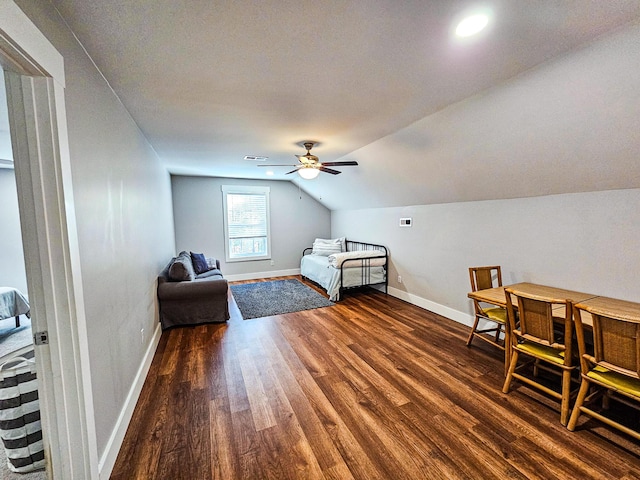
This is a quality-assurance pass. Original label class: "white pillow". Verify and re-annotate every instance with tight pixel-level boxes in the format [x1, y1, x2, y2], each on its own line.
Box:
[312, 238, 343, 256]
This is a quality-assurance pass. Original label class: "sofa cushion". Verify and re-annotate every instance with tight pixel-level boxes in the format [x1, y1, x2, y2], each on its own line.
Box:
[195, 268, 223, 279]
[168, 251, 196, 281]
[190, 252, 209, 274]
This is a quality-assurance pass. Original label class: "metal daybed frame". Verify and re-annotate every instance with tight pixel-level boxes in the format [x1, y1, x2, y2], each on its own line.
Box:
[302, 239, 388, 301]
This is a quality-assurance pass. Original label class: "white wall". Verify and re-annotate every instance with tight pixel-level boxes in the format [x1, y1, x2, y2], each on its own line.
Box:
[0, 67, 13, 161]
[0, 70, 26, 295]
[332, 188, 640, 323]
[14, 0, 175, 461]
[172, 175, 330, 278]
[0, 169, 28, 295]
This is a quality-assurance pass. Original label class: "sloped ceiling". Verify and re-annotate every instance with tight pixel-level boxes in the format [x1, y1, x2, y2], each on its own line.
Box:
[49, 0, 640, 210]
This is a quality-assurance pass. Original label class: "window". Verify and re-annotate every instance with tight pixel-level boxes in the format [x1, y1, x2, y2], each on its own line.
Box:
[222, 185, 271, 262]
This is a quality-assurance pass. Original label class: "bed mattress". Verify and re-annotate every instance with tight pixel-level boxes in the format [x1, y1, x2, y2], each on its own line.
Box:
[300, 254, 386, 301]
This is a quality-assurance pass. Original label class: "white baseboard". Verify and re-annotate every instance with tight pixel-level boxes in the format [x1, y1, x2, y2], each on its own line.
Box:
[225, 268, 301, 282]
[98, 322, 163, 479]
[387, 286, 477, 327]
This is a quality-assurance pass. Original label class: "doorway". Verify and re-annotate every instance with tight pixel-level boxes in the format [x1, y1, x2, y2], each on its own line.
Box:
[1, 2, 99, 478]
[0, 66, 33, 360]
[0, 64, 45, 478]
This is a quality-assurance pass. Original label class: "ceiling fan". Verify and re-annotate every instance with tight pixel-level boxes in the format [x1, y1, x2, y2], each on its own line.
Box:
[258, 142, 358, 179]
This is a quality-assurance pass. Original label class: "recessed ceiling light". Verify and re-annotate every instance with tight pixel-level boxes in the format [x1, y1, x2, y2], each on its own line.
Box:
[266, 171, 274, 176]
[455, 13, 489, 37]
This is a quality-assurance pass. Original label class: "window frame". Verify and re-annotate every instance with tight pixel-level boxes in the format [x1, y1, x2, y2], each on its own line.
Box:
[221, 185, 271, 263]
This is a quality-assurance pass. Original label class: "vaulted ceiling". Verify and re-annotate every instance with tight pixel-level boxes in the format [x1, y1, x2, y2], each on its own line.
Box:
[50, 1, 640, 210]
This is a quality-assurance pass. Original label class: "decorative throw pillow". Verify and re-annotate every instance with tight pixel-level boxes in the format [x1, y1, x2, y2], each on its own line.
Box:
[312, 238, 343, 256]
[190, 252, 209, 274]
[168, 251, 196, 281]
[206, 257, 218, 270]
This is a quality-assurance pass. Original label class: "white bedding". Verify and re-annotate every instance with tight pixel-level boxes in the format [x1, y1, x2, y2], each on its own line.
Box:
[328, 250, 386, 268]
[300, 254, 386, 301]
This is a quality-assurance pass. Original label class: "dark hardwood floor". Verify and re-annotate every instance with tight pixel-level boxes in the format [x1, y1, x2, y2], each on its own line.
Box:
[111, 276, 640, 479]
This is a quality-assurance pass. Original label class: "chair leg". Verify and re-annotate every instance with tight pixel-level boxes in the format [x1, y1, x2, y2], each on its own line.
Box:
[503, 327, 511, 377]
[466, 315, 481, 346]
[560, 369, 572, 426]
[494, 324, 502, 344]
[568, 379, 590, 431]
[15, 315, 20, 328]
[502, 350, 519, 393]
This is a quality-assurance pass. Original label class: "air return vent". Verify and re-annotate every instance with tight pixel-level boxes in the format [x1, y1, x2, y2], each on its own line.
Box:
[244, 155, 268, 161]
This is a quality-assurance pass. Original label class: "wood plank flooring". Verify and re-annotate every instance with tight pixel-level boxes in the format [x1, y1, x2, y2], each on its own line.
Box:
[111, 276, 640, 479]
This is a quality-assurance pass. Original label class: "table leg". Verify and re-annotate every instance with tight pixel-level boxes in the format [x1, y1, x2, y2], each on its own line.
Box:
[15, 315, 20, 328]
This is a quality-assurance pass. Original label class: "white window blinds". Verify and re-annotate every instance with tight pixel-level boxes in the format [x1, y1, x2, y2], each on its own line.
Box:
[222, 186, 271, 262]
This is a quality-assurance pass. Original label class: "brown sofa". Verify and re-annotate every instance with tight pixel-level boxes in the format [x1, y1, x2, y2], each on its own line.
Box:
[157, 251, 230, 330]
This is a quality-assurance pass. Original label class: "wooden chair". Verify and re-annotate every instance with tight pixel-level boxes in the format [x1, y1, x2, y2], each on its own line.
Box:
[567, 303, 640, 439]
[467, 266, 509, 366]
[502, 288, 576, 425]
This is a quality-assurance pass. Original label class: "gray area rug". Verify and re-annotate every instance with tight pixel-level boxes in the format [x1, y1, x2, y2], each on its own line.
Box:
[231, 279, 334, 320]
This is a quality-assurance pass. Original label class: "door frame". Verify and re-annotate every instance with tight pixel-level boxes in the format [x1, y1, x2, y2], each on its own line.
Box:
[1, 2, 98, 479]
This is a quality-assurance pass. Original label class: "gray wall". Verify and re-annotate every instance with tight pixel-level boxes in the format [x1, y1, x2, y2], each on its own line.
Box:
[15, 1, 176, 457]
[172, 175, 330, 276]
[331, 20, 640, 325]
[0, 169, 27, 295]
[333, 189, 640, 321]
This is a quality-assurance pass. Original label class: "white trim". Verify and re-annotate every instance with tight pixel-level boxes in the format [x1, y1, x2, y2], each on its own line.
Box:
[221, 185, 272, 263]
[98, 323, 162, 480]
[0, 2, 65, 83]
[388, 286, 475, 327]
[225, 268, 301, 282]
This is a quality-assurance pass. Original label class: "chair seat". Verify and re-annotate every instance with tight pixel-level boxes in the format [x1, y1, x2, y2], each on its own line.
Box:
[587, 365, 640, 398]
[484, 307, 507, 324]
[515, 341, 565, 365]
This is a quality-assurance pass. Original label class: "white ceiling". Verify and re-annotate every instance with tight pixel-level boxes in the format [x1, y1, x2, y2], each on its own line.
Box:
[49, 1, 640, 209]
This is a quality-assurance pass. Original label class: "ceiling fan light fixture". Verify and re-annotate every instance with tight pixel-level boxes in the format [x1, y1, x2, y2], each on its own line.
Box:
[298, 167, 320, 180]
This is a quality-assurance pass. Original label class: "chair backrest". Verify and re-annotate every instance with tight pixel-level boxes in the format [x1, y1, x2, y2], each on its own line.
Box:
[469, 266, 502, 292]
[573, 304, 640, 378]
[505, 288, 573, 360]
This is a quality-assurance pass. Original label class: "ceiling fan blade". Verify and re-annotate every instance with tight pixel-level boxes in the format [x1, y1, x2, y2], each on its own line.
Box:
[285, 168, 300, 175]
[320, 161, 358, 167]
[319, 167, 341, 175]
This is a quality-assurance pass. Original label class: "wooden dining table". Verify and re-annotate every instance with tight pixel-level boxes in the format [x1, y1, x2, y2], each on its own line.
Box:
[467, 282, 640, 373]
[468, 282, 597, 309]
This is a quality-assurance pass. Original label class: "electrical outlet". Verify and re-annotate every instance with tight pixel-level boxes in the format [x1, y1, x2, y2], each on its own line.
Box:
[140, 328, 144, 344]
[397, 275, 402, 284]
[270, 260, 275, 266]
